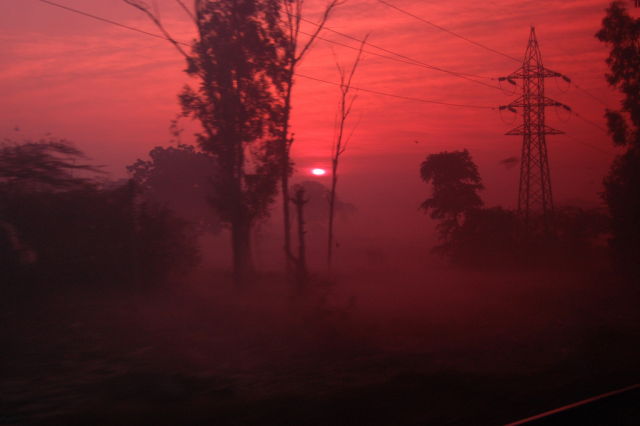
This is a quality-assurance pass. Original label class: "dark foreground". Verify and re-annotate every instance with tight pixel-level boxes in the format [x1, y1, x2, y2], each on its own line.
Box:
[2, 265, 639, 425]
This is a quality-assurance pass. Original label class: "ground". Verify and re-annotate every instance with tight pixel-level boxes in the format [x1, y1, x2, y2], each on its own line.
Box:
[1, 264, 639, 425]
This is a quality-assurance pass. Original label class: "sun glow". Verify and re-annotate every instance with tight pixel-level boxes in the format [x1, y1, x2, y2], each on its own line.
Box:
[311, 168, 327, 176]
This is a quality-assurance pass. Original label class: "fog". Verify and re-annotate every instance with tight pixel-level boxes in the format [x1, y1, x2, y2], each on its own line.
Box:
[2, 0, 639, 424]
[3, 186, 639, 424]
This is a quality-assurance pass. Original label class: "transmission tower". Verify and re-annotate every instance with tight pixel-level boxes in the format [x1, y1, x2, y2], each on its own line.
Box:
[499, 27, 570, 233]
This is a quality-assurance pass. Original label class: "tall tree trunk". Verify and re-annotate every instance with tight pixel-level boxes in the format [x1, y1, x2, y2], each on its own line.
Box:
[279, 0, 339, 279]
[292, 186, 308, 286]
[281, 76, 294, 276]
[327, 36, 367, 273]
[231, 215, 253, 287]
[327, 158, 338, 272]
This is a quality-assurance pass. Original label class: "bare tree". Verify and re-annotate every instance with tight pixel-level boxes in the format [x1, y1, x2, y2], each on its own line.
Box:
[327, 36, 367, 272]
[279, 0, 341, 277]
[290, 184, 309, 286]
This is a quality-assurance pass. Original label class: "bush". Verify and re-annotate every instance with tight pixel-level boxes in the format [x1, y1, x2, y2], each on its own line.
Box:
[1, 174, 199, 288]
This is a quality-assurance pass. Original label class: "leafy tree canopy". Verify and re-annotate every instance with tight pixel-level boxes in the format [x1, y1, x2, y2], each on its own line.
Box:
[128, 144, 221, 234]
[596, 0, 640, 147]
[419, 150, 484, 240]
[0, 139, 101, 191]
[596, 1, 640, 273]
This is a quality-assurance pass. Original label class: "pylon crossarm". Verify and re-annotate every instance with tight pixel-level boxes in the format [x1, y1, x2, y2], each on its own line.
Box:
[541, 97, 568, 108]
[543, 125, 564, 135]
[502, 97, 568, 109]
[499, 67, 567, 81]
[505, 125, 525, 135]
[541, 66, 569, 80]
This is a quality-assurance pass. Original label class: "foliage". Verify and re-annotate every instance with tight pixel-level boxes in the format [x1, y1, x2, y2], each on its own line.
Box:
[443, 206, 609, 268]
[177, 0, 284, 226]
[417, 148, 608, 267]
[602, 148, 640, 268]
[125, 0, 289, 284]
[0, 138, 101, 190]
[554, 206, 610, 252]
[1, 183, 199, 287]
[128, 144, 221, 234]
[596, 1, 640, 148]
[596, 1, 640, 274]
[419, 150, 484, 243]
[125, 0, 293, 283]
[444, 206, 518, 266]
[1, 141, 199, 287]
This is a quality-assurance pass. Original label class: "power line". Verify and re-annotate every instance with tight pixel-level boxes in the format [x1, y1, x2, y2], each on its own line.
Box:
[39, 0, 500, 92]
[375, 0, 521, 63]
[375, 0, 617, 113]
[572, 111, 609, 134]
[572, 82, 611, 108]
[298, 28, 502, 91]
[296, 73, 495, 109]
[37, 0, 191, 47]
[36, 0, 617, 122]
[292, 13, 494, 81]
[547, 43, 614, 108]
[36, 0, 495, 110]
[563, 133, 614, 155]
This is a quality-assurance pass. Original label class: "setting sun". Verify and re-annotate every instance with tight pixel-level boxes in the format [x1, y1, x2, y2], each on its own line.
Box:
[311, 168, 327, 176]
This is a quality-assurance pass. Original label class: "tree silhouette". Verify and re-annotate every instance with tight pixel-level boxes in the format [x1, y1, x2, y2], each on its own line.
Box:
[278, 0, 340, 277]
[292, 180, 355, 225]
[0, 139, 100, 280]
[1, 140, 197, 286]
[419, 150, 484, 246]
[290, 184, 309, 286]
[447, 206, 518, 266]
[327, 36, 367, 272]
[128, 145, 221, 235]
[125, 0, 285, 285]
[0, 139, 101, 191]
[596, 1, 640, 274]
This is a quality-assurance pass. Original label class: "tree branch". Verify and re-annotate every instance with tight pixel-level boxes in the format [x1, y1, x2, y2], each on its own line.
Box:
[295, 0, 341, 62]
[123, 0, 191, 59]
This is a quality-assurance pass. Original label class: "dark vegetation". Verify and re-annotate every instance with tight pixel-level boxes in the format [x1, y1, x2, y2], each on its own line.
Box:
[0, 139, 199, 288]
[1, 1, 639, 425]
[419, 150, 609, 268]
[596, 0, 640, 278]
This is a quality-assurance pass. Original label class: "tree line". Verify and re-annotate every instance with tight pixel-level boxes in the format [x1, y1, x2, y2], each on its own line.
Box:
[1, 1, 638, 287]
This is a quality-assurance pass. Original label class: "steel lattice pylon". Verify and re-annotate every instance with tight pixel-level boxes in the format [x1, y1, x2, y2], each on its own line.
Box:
[499, 27, 570, 232]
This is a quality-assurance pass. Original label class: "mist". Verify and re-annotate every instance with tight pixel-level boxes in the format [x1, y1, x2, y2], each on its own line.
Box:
[2, 1, 639, 425]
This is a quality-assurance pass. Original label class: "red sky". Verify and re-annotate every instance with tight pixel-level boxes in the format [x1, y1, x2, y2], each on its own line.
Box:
[0, 0, 633, 241]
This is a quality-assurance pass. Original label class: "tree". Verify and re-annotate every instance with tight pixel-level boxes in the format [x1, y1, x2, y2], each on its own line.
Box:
[596, 1, 640, 274]
[0, 140, 198, 287]
[1, 138, 101, 280]
[0, 138, 101, 191]
[290, 184, 309, 285]
[278, 0, 339, 276]
[128, 144, 221, 234]
[125, 0, 285, 285]
[327, 36, 367, 272]
[447, 206, 518, 266]
[419, 150, 484, 249]
[293, 180, 355, 225]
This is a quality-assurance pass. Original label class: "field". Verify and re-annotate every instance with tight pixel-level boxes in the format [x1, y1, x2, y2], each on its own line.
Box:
[2, 262, 639, 425]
